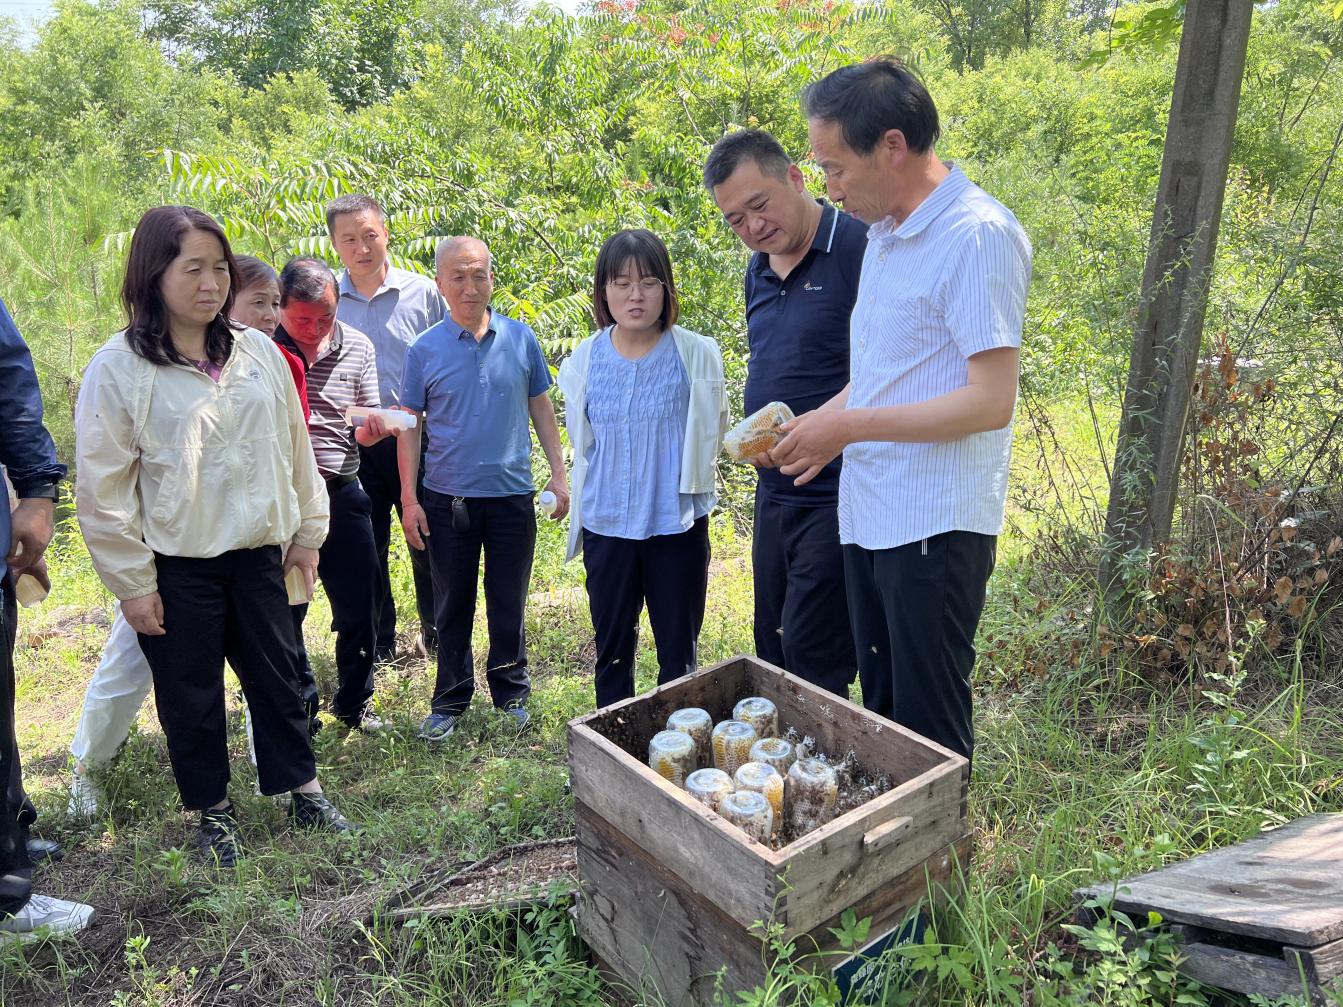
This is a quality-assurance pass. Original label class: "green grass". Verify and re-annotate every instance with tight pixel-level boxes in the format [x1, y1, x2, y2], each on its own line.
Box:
[5, 407, 1342, 1006]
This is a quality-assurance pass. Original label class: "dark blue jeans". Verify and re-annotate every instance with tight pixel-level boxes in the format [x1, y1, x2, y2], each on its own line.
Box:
[423, 490, 534, 716]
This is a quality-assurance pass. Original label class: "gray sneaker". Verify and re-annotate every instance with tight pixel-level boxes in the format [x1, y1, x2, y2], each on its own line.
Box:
[0, 894, 95, 943]
[416, 713, 459, 742]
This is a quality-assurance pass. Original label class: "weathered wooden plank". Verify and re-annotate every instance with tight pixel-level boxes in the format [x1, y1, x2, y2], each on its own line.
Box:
[575, 802, 769, 1007]
[577, 802, 969, 1006]
[1080, 814, 1343, 945]
[1285, 934, 1343, 984]
[1178, 942, 1309, 998]
[568, 724, 781, 929]
[778, 766, 968, 935]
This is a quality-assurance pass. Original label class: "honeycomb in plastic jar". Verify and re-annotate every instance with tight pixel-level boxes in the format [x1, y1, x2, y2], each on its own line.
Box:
[749, 736, 796, 777]
[666, 707, 713, 768]
[785, 757, 838, 836]
[734, 761, 784, 834]
[648, 730, 696, 788]
[720, 789, 774, 844]
[711, 720, 758, 776]
[732, 696, 778, 740]
[685, 768, 733, 812]
[722, 401, 796, 462]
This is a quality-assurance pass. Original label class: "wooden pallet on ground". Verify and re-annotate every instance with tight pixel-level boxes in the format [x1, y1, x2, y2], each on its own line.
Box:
[1077, 814, 1343, 1002]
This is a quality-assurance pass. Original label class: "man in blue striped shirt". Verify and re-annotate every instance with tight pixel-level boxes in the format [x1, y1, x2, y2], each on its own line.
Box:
[705, 129, 864, 699]
[773, 60, 1032, 762]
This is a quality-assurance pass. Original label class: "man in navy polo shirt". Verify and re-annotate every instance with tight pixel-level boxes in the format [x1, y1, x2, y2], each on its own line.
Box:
[706, 129, 864, 698]
[398, 237, 569, 742]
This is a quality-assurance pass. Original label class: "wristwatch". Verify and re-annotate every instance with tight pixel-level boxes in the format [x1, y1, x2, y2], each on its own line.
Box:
[17, 482, 60, 503]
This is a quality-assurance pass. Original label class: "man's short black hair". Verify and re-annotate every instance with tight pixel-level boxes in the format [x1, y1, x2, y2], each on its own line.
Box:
[279, 257, 338, 306]
[801, 58, 940, 156]
[703, 129, 794, 191]
[325, 193, 386, 235]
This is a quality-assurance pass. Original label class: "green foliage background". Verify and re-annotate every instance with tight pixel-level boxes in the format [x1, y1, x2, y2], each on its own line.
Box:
[2, 0, 1341, 494]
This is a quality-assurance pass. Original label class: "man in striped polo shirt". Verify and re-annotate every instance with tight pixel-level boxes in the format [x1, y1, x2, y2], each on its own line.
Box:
[773, 60, 1032, 762]
[276, 258, 403, 733]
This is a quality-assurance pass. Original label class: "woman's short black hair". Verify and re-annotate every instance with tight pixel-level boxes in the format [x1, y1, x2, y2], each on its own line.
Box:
[592, 229, 680, 331]
[801, 58, 941, 155]
[121, 205, 238, 367]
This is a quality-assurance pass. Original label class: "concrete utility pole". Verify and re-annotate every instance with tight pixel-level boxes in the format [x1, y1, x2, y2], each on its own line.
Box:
[1099, 0, 1255, 604]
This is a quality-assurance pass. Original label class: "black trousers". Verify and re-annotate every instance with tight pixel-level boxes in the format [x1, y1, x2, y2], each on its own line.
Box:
[359, 438, 436, 654]
[289, 603, 320, 734]
[752, 489, 857, 698]
[583, 517, 711, 710]
[138, 547, 318, 809]
[845, 532, 996, 762]
[423, 490, 534, 716]
[0, 582, 31, 917]
[307, 476, 378, 723]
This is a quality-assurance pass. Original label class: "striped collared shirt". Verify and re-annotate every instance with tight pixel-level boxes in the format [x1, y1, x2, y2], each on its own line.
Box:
[276, 321, 381, 479]
[840, 166, 1032, 550]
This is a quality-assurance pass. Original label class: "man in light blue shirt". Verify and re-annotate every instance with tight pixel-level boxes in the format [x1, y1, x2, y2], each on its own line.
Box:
[328, 194, 446, 664]
[773, 60, 1031, 763]
[397, 236, 569, 742]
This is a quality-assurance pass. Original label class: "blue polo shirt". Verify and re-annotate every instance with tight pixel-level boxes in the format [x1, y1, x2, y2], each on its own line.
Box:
[401, 309, 552, 498]
[744, 202, 866, 506]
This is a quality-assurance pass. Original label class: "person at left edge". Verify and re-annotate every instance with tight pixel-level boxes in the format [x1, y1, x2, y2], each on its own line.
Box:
[328, 194, 445, 664]
[399, 236, 569, 743]
[0, 295, 94, 940]
[274, 256, 396, 733]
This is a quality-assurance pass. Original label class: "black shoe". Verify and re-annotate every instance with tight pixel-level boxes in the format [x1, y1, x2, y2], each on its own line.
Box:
[197, 804, 240, 867]
[26, 838, 62, 863]
[289, 792, 358, 834]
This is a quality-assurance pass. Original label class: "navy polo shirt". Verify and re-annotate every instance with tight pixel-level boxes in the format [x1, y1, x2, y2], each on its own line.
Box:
[745, 202, 867, 505]
[401, 309, 552, 497]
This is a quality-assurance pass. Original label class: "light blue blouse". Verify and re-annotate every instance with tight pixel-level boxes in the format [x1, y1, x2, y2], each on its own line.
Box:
[580, 328, 714, 540]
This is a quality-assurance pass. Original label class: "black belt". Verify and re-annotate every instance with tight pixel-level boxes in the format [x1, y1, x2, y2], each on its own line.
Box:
[326, 473, 358, 489]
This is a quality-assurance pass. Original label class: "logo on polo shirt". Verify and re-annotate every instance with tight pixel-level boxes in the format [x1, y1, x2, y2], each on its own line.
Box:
[803, 281, 824, 292]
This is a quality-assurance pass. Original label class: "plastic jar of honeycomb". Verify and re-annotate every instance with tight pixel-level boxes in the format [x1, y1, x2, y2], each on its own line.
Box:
[711, 720, 758, 776]
[648, 730, 696, 788]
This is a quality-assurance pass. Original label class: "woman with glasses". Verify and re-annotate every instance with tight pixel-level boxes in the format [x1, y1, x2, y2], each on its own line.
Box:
[558, 229, 729, 707]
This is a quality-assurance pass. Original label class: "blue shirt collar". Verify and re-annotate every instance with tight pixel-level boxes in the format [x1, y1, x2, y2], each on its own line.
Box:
[448, 308, 498, 342]
[869, 164, 969, 242]
[338, 262, 407, 302]
[748, 201, 843, 278]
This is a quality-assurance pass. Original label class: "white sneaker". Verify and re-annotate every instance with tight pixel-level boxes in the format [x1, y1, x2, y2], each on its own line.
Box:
[67, 771, 100, 820]
[0, 894, 95, 942]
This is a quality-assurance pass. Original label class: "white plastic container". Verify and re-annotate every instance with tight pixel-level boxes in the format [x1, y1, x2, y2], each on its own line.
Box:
[345, 406, 418, 430]
[685, 768, 733, 812]
[720, 789, 774, 845]
[666, 707, 713, 767]
[749, 737, 796, 776]
[734, 762, 784, 835]
[538, 490, 558, 516]
[733, 696, 778, 740]
[711, 720, 758, 776]
[648, 730, 697, 788]
[14, 573, 47, 608]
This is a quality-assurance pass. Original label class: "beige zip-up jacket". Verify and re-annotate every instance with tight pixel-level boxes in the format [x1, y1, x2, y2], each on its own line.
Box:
[75, 327, 329, 601]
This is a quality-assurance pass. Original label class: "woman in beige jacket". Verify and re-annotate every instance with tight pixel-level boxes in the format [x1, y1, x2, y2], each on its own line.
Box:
[75, 206, 356, 866]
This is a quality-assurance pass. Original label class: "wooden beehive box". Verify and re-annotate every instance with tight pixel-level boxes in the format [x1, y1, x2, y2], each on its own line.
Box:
[568, 654, 970, 1006]
[1077, 814, 1343, 1002]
